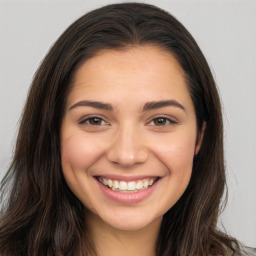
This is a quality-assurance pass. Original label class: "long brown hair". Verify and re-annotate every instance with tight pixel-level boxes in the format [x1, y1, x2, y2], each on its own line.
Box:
[0, 3, 241, 256]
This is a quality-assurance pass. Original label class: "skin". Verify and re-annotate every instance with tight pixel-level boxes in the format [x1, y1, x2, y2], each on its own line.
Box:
[61, 46, 205, 256]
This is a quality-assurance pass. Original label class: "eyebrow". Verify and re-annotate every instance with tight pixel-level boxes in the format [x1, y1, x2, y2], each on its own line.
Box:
[142, 100, 185, 112]
[69, 100, 185, 112]
[69, 101, 113, 111]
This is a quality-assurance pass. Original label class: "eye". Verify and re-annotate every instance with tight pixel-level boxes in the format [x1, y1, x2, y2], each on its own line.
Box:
[148, 116, 177, 127]
[80, 116, 109, 126]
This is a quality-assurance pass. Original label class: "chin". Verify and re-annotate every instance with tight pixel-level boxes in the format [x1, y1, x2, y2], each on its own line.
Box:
[89, 206, 164, 232]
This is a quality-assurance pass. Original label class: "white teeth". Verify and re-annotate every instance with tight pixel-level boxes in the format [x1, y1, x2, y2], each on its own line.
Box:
[107, 179, 113, 187]
[127, 181, 136, 190]
[113, 180, 119, 189]
[135, 181, 143, 190]
[143, 180, 149, 188]
[100, 177, 157, 192]
[119, 181, 128, 190]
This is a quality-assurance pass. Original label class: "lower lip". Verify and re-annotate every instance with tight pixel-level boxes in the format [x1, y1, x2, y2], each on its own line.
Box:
[96, 179, 159, 204]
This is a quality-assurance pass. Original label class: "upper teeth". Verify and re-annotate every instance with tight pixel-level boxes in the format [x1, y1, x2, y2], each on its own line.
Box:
[99, 177, 156, 192]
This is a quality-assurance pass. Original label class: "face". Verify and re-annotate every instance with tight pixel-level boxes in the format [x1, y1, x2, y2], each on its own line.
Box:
[61, 46, 204, 231]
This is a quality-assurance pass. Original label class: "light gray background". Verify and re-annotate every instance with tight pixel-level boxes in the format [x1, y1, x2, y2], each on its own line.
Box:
[0, 0, 255, 247]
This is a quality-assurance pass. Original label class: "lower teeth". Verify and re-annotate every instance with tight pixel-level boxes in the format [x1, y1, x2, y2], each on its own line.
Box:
[105, 184, 154, 193]
[111, 187, 144, 193]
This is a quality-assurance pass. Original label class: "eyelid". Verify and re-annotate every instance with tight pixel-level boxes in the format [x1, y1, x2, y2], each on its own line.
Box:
[147, 115, 178, 127]
[79, 114, 109, 126]
[78, 114, 177, 127]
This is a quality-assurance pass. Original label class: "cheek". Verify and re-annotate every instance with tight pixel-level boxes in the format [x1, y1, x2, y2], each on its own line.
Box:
[61, 133, 105, 172]
[149, 131, 196, 212]
[150, 130, 196, 175]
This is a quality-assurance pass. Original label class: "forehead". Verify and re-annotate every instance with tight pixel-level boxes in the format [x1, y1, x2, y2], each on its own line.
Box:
[67, 45, 191, 109]
[72, 45, 185, 84]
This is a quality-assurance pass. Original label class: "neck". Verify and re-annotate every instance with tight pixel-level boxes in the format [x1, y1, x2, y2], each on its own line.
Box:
[86, 212, 162, 256]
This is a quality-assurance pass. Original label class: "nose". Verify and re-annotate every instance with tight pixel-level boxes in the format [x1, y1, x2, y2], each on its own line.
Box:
[106, 125, 148, 167]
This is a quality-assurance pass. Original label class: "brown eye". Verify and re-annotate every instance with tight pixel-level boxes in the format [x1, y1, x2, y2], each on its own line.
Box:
[88, 117, 103, 125]
[80, 117, 108, 126]
[148, 117, 176, 127]
[153, 117, 167, 126]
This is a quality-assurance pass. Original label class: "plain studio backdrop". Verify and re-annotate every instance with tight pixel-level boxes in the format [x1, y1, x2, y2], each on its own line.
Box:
[0, 0, 255, 248]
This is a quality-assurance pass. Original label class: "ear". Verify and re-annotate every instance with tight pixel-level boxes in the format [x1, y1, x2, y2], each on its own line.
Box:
[194, 121, 206, 155]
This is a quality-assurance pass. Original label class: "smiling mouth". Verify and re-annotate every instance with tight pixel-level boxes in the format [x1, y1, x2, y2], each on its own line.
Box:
[97, 177, 159, 193]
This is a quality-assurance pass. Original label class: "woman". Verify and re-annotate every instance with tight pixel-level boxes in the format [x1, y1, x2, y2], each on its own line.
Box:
[0, 3, 254, 256]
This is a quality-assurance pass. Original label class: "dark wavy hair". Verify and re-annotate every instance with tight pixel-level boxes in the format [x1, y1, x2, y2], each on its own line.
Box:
[0, 3, 241, 256]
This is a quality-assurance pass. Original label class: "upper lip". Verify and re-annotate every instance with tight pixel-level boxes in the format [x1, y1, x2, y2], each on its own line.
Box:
[95, 175, 160, 182]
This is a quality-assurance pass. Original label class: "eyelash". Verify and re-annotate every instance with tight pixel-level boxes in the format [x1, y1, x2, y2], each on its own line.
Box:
[147, 116, 177, 127]
[79, 115, 109, 126]
[79, 115, 177, 128]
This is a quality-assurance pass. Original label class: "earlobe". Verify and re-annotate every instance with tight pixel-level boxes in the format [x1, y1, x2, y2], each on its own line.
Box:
[195, 121, 206, 155]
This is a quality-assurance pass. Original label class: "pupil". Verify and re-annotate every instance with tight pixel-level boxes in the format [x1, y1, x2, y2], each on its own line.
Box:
[90, 118, 101, 125]
[155, 118, 166, 125]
